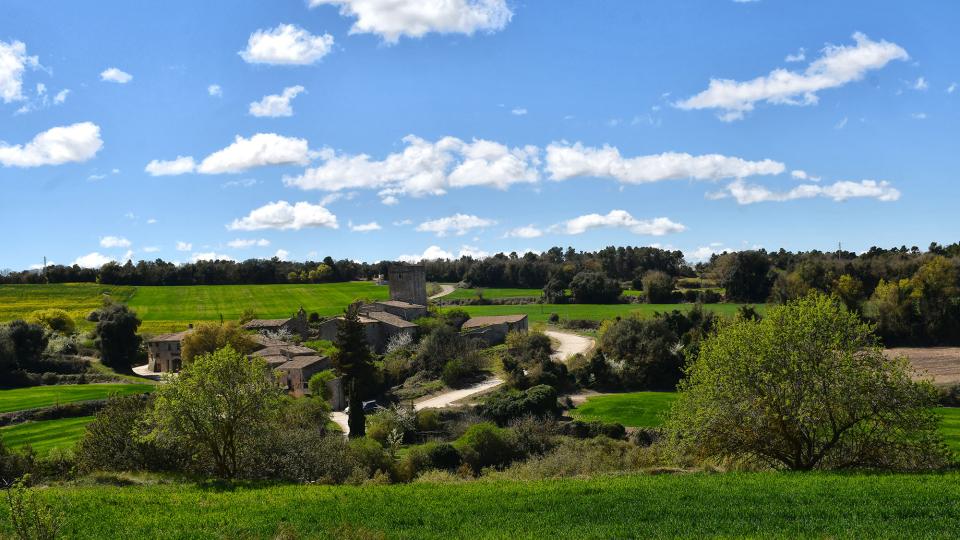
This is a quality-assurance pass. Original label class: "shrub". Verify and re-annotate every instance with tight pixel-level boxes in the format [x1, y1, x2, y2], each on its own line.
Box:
[496, 436, 656, 480]
[508, 415, 559, 456]
[308, 369, 337, 401]
[398, 441, 462, 481]
[75, 395, 172, 474]
[642, 271, 675, 304]
[480, 385, 559, 424]
[570, 272, 622, 304]
[29, 309, 76, 335]
[548, 313, 560, 324]
[5, 474, 62, 540]
[559, 420, 626, 440]
[454, 422, 516, 472]
[416, 409, 442, 432]
[347, 437, 394, 481]
[597, 316, 683, 390]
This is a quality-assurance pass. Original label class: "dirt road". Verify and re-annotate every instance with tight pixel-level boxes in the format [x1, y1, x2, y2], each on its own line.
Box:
[544, 330, 595, 362]
[429, 284, 456, 300]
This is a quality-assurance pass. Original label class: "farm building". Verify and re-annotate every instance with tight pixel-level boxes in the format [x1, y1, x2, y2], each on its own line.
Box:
[362, 300, 427, 321]
[145, 329, 192, 372]
[277, 356, 329, 395]
[242, 307, 309, 339]
[462, 314, 529, 345]
[317, 308, 419, 353]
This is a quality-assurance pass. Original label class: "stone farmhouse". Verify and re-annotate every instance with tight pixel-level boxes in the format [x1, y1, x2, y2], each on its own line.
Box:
[145, 329, 191, 372]
[242, 307, 309, 339]
[250, 343, 330, 395]
[462, 314, 529, 346]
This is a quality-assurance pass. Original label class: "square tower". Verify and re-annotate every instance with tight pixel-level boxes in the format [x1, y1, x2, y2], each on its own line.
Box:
[388, 264, 427, 306]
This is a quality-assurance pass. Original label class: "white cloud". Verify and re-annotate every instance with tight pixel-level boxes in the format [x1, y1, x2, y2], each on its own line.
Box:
[191, 252, 234, 263]
[53, 89, 69, 104]
[785, 48, 806, 63]
[505, 225, 543, 239]
[222, 178, 259, 188]
[349, 221, 382, 232]
[249, 85, 305, 118]
[228, 200, 338, 231]
[148, 134, 310, 176]
[309, 0, 512, 43]
[73, 252, 114, 268]
[948, 82, 957, 94]
[551, 210, 686, 236]
[545, 142, 784, 184]
[227, 238, 270, 248]
[393, 219, 413, 226]
[511, 107, 527, 116]
[0, 40, 39, 103]
[722, 179, 901, 204]
[208, 84, 222, 97]
[198, 133, 310, 174]
[239, 24, 334, 65]
[100, 67, 132, 84]
[398, 245, 455, 262]
[416, 214, 496, 237]
[675, 33, 908, 121]
[176, 241, 193, 251]
[0, 122, 103, 168]
[274, 249, 290, 261]
[146, 218, 157, 224]
[145, 156, 196, 176]
[142, 246, 161, 253]
[99, 236, 131, 248]
[88, 173, 107, 181]
[285, 135, 540, 203]
[835, 117, 849, 130]
[912, 77, 928, 91]
[790, 169, 820, 182]
[689, 245, 727, 263]
[911, 112, 928, 120]
[458, 245, 489, 259]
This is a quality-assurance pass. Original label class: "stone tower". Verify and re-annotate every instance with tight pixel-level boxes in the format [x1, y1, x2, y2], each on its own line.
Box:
[388, 264, 427, 306]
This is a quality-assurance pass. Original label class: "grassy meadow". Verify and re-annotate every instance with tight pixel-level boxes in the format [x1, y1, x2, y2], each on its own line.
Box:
[570, 391, 677, 427]
[6, 473, 960, 538]
[0, 416, 93, 455]
[0, 383, 154, 414]
[444, 287, 543, 301]
[452, 302, 753, 324]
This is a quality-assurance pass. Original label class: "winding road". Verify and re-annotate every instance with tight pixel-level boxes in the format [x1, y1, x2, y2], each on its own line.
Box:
[544, 330, 595, 362]
[429, 284, 456, 300]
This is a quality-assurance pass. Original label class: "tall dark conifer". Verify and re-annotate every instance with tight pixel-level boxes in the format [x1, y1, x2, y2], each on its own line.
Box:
[332, 304, 374, 437]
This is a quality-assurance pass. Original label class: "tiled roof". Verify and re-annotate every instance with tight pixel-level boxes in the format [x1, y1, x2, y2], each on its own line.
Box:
[461, 314, 528, 329]
[375, 300, 426, 309]
[147, 330, 192, 343]
[366, 311, 418, 328]
[242, 318, 292, 329]
[279, 355, 329, 370]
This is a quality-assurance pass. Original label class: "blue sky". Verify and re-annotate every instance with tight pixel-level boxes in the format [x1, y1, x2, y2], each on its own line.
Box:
[1, 0, 958, 270]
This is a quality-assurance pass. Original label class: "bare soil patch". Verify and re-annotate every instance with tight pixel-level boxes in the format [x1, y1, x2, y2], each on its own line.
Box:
[887, 347, 960, 385]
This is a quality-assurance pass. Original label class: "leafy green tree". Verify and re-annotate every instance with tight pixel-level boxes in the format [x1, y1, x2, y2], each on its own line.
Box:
[28, 309, 76, 335]
[864, 278, 916, 344]
[715, 250, 773, 303]
[569, 271, 621, 304]
[668, 292, 948, 471]
[332, 306, 375, 438]
[180, 322, 255, 363]
[910, 256, 960, 343]
[148, 346, 282, 478]
[832, 274, 864, 312]
[93, 304, 142, 371]
[641, 270, 675, 304]
[2, 320, 47, 371]
[308, 369, 337, 401]
[598, 316, 682, 389]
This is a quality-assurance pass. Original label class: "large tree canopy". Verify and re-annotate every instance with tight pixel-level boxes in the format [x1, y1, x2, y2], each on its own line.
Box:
[667, 292, 948, 471]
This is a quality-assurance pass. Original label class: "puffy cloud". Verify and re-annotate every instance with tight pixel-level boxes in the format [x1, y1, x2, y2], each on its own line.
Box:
[911, 112, 928, 120]
[284, 135, 540, 203]
[511, 107, 527, 116]
[398, 245, 455, 262]
[249, 85, 305, 118]
[504, 225, 543, 239]
[227, 238, 270, 248]
[191, 252, 234, 262]
[147, 134, 309, 176]
[208, 84, 222, 97]
[100, 67, 132, 84]
[458, 245, 490, 259]
[142, 246, 161, 253]
[0, 122, 103, 168]
[785, 48, 806, 63]
[274, 249, 290, 261]
[415, 214, 496, 237]
[145, 156, 196, 176]
[349, 221, 382, 232]
[73, 252, 114, 268]
[239, 24, 334, 65]
[948, 82, 957, 94]
[545, 142, 784, 184]
[309, 0, 511, 43]
[551, 210, 686, 236]
[0, 40, 39, 103]
[100, 236, 131, 248]
[228, 200, 338, 231]
[53, 89, 69, 104]
[912, 77, 928, 91]
[675, 33, 908, 121]
[720, 179, 901, 204]
[175, 241, 193, 251]
[790, 169, 820, 182]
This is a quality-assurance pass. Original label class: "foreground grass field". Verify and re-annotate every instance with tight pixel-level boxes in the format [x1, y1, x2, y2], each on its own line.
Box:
[570, 392, 677, 427]
[9, 473, 960, 538]
[0, 416, 93, 455]
[0, 383, 154, 414]
[454, 302, 753, 324]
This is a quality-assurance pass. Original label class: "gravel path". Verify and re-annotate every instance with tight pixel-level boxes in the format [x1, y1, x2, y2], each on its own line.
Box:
[429, 284, 456, 299]
[544, 330, 595, 362]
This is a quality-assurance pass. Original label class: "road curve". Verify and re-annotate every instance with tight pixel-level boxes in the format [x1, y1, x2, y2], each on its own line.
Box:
[429, 284, 456, 300]
[544, 330, 595, 362]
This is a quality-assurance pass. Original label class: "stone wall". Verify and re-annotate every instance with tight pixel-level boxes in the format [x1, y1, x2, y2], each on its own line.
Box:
[389, 264, 427, 306]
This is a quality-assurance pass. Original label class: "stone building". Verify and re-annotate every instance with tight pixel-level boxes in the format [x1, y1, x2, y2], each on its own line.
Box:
[389, 264, 427, 306]
[316, 309, 418, 353]
[242, 307, 309, 339]
[146, 330, 192, 372]
[462, 314, 529, 346]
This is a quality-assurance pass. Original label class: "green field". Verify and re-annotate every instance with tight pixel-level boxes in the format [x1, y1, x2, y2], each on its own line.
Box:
[0, 384, 154, 414]
[0, 416, 93, 455]
[570, 392, 677, 427]
[445, 287, 543, 301]
[7, 473, 960, 538]
[937, 407, 960, 454]
[453, 302, 752, 324]
[0, 282, 389, 333]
